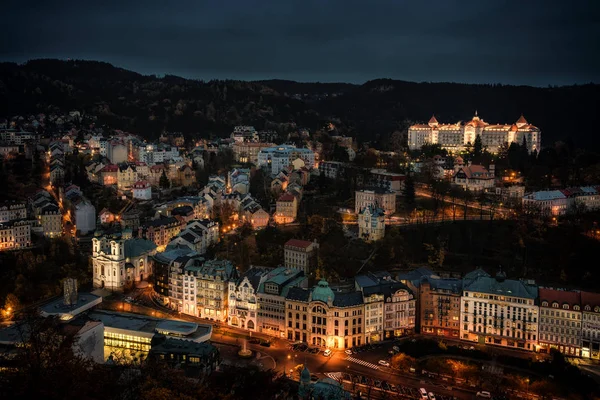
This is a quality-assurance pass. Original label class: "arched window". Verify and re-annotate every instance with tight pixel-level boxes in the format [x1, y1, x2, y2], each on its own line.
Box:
[542, 301, 548, 307]
[595, 306, 600, 313]
[552, 302, 559, 308]
[574, 305, 580, 311]
[562, 304, 569, 310]
[585, 305, 591, 311]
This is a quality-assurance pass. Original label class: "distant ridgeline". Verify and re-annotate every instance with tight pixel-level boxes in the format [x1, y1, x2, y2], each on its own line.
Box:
[0, 60, 599, 148]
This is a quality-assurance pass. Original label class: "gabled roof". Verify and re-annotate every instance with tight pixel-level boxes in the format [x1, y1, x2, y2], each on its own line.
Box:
[428, 115, 439, 125]
[285, 239, 314, 249]
[278, 193, 296, 202]
[516, 114, 528, 126]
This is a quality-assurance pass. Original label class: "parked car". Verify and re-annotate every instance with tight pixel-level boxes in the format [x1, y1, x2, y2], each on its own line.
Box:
[392, 345, 400, 352]
[428, 392, 436, 400]
[419, 388, 428, 399]
[323, 349, 332, 357]
[345, 349, 353, 355]
[476, 391, 491, 398]
[378, 360, 390, 367]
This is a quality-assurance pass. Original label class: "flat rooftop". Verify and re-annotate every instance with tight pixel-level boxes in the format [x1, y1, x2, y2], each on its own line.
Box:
[88, 310, 211, 342]
[39, 293, 102, 319]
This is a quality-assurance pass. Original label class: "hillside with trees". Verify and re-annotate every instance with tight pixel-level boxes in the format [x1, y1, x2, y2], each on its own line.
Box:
[1, 59, 599, 149]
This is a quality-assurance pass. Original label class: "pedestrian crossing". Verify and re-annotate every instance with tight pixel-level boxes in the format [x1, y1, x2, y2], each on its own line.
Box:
[345, 356, 380, 370]
[325, 372, 344, 381]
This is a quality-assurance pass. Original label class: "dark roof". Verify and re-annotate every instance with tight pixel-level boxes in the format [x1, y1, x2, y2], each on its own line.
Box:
[362, 281, 413, 299]
[171, 205, 194, 216]
[286, 286, 310, 302]
[145, 216, 179, 228]
[332, 291, 364, 307]
[240, 267, 272, 291]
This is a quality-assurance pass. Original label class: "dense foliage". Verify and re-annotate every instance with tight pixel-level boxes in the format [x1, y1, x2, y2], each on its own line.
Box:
[1, 60, 599, 148]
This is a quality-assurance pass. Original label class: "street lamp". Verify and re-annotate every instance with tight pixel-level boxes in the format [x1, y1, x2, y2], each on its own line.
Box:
[525, 378, 530, 399]
[286, 354, 291, 377]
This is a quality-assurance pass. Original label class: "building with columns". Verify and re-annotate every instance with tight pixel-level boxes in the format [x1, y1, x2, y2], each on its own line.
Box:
[460, 269, 539, 351]
[408, 113, 541, 154]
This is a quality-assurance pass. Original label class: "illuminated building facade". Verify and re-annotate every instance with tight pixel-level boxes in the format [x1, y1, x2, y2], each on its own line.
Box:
[257, 267, 306, 338]
[408, 113, 541, 154]
[285, 280, 364, 349]
[538, 288, 582, 357]
[419, 276, 462, 338]
[461, 269, 539, 351]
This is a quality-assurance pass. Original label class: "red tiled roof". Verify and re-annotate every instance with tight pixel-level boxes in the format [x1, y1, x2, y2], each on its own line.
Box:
[285, 239, 314, 249]
[538, 288, 581, 308]
[516, 114, 528, 125]
[150, 164, 165, 171]
[133, 181, 150, 188]
[278, 193, 296, 202]
[100, 165, 118, 173]
[581, 291, 600, 312]
[428, 115, 438, 125]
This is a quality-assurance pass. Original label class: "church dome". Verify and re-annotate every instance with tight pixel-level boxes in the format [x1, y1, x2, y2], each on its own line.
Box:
[312, 280, 335, 304]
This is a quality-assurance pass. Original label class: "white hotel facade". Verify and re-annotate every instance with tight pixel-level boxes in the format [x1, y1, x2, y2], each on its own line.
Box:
[409, 113, 541, 154]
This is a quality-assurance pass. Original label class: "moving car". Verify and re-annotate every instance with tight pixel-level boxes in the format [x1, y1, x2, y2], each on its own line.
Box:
[476, 391, 491, 398]
[392, 345, 400, 352]
[345, 349, 353, 355]
[378, 360, 390, 367]
[419, 388, 428, 399]
[323, 349, 332, 357]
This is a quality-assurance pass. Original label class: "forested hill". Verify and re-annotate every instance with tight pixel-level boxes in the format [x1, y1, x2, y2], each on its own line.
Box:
[1, 59, 599, 149]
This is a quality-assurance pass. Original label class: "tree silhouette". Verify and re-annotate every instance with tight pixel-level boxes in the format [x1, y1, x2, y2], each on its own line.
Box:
[159, 170, 170, 189]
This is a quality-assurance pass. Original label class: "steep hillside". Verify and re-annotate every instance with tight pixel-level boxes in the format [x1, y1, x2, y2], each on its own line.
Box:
[0, 59, 598, 148]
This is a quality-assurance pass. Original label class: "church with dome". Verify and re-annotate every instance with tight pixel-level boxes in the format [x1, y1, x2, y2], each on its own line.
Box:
[408, 112, 541, 154]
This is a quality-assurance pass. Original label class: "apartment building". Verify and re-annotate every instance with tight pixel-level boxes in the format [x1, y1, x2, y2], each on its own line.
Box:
[538, 288, 583, 357]
[0, 219, 32, 251]
[228, 267, 272, 332]
[139, 216, 184, 249]
[461, 269, 539, 351]
[581, 291, 600, 359]
[0, 201, 27, 223]
[257, 267, 306, 338]
[284, 239, 319, 275]
[419, 276, 463, 338]
[355, 188, 396, 215]
[275, 193, 298, 224]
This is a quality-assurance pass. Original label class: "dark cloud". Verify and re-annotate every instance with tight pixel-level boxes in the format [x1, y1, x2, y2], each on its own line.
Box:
[1, 0, 598, 85]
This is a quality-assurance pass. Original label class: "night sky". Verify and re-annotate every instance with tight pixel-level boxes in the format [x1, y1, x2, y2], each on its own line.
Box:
[1, 0, 598, 86]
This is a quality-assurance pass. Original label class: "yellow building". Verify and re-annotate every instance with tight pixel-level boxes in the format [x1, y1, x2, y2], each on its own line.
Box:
[285, 280, 364, 349]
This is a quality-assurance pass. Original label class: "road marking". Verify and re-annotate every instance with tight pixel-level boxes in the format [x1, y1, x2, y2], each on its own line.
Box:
[345, 356, 380, 370]
[326, 372, 344, 381]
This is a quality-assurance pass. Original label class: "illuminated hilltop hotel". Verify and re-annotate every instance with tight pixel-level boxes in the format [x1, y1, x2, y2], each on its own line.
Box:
[408, 112, 541, 154]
